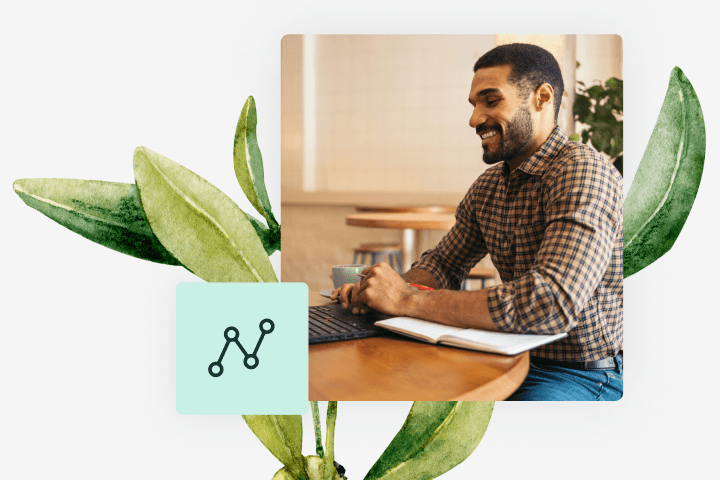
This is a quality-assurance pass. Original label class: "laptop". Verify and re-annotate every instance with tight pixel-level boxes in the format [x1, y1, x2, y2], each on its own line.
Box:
[308, 302, 393, 344]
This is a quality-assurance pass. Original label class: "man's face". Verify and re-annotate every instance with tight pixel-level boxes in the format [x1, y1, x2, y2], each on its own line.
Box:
[468, 64, 536, 167]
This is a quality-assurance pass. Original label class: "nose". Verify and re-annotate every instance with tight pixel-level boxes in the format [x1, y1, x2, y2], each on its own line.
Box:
[469, 107, 488, 129]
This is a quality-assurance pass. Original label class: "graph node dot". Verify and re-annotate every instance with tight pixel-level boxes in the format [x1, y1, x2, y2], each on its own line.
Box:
[224, 326, 239, 341]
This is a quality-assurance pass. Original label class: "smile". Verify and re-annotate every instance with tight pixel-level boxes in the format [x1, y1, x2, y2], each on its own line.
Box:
[480, 130, 499, 140]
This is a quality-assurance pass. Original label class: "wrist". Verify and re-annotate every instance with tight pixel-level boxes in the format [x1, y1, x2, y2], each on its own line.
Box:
[401, 288, 428, 317]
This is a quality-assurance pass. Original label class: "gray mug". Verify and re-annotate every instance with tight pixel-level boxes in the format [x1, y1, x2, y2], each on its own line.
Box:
[332, 264, 366, 289]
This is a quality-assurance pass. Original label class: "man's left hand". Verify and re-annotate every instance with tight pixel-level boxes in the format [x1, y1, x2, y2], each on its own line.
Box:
[351, 262, 415, 316]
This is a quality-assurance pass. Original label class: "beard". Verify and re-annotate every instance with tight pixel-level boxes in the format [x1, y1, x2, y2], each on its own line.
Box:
[481, 103, 534, 166]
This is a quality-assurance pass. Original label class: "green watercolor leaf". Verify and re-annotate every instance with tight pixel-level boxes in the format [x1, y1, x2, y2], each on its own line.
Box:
[624, 67, 705, 278]
[243, 415, 307, 480]
[323, 402, 338, 480]
[364, 401, 494, 480]
[245, 211, 281, 256]
[311, 401, 325, 458]
[133, 146, 277, 282]
[13, 178, 181, 266]
[234, 96, 278, 229]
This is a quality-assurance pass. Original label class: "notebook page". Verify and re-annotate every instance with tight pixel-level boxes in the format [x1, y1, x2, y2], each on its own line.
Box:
[376, 317, 465, 343]
[441, 329, 566, 355]
[447, 329, 541, 348]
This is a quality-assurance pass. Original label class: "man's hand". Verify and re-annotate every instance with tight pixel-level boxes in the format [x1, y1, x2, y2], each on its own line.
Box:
[330, 278, 376, 314]
[331, 263, 421, 314]
[349, 262, 415, 316]
[330, 282, 358, 311]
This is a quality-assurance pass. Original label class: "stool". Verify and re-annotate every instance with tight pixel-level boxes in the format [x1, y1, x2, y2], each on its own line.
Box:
[353, 243, 402, 272]
[461, 267, 496, 290]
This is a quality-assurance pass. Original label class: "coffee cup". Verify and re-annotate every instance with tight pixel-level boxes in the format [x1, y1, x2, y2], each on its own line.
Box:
[332, 264, 366, 290]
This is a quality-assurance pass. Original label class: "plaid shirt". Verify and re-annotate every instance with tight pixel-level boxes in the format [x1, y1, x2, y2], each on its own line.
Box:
[414, 127, 623, 361]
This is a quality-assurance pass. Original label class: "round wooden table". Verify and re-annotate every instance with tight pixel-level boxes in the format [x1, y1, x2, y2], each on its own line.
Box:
[355, 206, 455, 214]
[309, 293, 529, 401]
[346, 212, 456, 272]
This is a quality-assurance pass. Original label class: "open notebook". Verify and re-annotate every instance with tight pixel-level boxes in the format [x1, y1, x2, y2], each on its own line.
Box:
[375, 317, 567, 356]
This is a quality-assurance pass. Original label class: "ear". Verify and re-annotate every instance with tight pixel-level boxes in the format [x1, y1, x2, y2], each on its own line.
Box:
[533, 83, 554, 112]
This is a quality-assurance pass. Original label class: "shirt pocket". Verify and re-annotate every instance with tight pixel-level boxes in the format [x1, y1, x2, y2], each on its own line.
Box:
[512, 222, 546, 268]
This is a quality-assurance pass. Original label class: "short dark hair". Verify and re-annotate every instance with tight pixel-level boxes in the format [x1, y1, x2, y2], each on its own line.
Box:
[473, 43, 564, 122]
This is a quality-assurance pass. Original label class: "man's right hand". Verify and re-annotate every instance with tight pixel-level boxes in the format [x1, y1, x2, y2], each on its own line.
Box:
[331, 265, 440, 314]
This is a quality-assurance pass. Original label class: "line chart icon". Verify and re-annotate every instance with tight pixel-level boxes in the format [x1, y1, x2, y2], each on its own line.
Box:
[208, 319, 274, 376]
[176, 282, 308, 415]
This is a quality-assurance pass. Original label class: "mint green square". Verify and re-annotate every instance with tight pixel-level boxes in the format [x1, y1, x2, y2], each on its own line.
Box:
[176, 282, 308, 415]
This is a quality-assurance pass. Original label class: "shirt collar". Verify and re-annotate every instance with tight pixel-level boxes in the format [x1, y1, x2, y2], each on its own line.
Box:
[506, 125, 568, 176]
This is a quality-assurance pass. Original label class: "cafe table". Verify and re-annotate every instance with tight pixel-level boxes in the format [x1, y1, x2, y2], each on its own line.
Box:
[346, 211, 456, 273]
[308, 292, 529, 401]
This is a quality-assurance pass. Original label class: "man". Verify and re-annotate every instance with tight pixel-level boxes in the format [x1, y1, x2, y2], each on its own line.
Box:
[332, 43, 623, 401]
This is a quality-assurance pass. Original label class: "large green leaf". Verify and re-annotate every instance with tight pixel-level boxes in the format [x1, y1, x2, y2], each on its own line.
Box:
[243, 415, 307, 480]
[13, 178, 181, 265]
[364, 401, 494, 480]
[233, 96, 278, 229]
[133, 146, 277, 282]
[624, 67, 705, 278]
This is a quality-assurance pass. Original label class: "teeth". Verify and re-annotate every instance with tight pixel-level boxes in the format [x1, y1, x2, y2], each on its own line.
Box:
[481, 131, 498, 139]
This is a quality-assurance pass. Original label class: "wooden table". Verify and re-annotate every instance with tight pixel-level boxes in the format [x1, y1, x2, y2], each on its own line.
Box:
[346, 212, 456, 273]
[356, 206, 455, 214]
[308, 293, 529, 401]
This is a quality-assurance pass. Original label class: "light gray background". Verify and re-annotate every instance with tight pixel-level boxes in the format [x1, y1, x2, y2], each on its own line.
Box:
[1, 1, 717, 479]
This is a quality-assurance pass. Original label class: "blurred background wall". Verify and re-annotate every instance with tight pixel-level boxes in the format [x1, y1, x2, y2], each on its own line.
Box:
[282, 34, 622, 292]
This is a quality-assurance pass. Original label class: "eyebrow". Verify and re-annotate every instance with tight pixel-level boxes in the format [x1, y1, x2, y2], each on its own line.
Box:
[468, 88, 502, 105]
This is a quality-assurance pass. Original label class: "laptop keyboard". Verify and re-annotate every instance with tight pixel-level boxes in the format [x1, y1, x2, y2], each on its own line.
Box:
[308, 305, 381, 343]
[309, 305, 363, 334]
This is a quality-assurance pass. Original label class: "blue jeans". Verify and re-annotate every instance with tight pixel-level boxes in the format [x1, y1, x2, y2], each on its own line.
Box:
[507, 354, 623, 401]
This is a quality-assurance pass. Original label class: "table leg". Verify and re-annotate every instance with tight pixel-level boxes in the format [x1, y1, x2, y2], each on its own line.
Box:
[402, 228, 414, 273]
[415, 229, 424, 259]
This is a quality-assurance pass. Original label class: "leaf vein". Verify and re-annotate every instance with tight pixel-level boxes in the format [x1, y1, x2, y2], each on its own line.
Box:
[14, 187, 131, 231]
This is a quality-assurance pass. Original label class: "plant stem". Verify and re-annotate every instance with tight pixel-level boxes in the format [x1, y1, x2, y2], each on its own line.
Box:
[311, 401, 324, 458]
[324, 402, 338, 480]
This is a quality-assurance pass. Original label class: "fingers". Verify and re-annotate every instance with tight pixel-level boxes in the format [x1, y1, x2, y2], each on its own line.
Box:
[333, 283, 356, 309]
[352, 304, 372, 315]
[352, 277, 376, 314]
[350, 282, 363, 313]
[330, 285, 350, 300]
[350, 282, 374, 315]
[341, 284, 355, 308]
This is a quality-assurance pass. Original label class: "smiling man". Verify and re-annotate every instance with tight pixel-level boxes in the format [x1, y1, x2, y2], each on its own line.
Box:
[332, 43, 623, 401]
